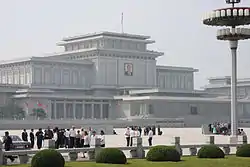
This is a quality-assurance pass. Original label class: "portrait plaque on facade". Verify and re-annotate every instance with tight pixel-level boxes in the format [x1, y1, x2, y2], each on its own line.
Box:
[124, 63, 133, 76]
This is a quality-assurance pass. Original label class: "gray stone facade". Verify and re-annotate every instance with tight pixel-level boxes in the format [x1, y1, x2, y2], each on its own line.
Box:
[0, 31, 250, 127]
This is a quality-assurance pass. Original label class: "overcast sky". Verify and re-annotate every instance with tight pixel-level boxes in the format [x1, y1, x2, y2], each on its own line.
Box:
[0, 0, 250, 89]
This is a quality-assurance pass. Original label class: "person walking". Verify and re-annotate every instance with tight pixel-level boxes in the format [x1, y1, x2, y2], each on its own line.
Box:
[29, 129, 35, 148]
[21, 129, 28, 141]
[130, 127, 135, 147]
[3, 131, 15, 162]
[80, 129, 85, 147]
[83, 131, 90, 147]
[64, 129, 70, 148]
[53, 127, 59, 149]
[99, 130, 105, 147]
[75, 130, 81, 148]
[69, 126, 76, 148]
[82, 131, 90, 158]
[124, 127, 130, 147]
[148, 128, 153, 146]
[36, 128, 44, 149]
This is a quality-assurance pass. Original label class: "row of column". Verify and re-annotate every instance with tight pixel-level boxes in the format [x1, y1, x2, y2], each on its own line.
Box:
[50, 101, 110, 120]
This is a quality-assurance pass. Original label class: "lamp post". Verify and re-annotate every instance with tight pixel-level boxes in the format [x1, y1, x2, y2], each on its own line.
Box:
[203, 0, 250, 143]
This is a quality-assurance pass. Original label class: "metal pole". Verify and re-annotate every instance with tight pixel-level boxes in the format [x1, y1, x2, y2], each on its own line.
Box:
[229, 40, 238, 137]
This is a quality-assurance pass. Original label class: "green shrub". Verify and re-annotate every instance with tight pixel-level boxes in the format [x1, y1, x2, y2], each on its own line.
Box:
[146, 145, 181, 162]
[96, 148, 127, 164]
[197, 145, 225, 158]
[31, 149, 65, 167]
[236, 144, 250, 157]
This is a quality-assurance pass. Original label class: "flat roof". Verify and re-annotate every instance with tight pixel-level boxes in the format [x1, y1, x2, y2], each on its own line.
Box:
[128, 88, 206, 95]
[117, 95, 250, 103]
[208, 76, 231, 80]
[205, 83, 250, 89]
[62, 31, 151, 41]
[156, 65, 198, 72]
[0, 56, 93, 66]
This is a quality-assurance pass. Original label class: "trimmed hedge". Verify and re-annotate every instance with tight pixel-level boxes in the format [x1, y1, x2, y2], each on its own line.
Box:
[96, 148, 127, 164]
[236, 144, 250, 157]
[146, 145, 181, 162]
[31, 149, 65, 167]
[197, 145, 225, 158]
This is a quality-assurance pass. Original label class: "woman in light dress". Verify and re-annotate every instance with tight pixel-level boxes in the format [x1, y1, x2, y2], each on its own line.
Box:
[82, 131, 90, 158]
[99, 130, 105, 147]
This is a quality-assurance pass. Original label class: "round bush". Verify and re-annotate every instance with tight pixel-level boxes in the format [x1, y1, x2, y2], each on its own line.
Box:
[96, 148, 127, 164]
[31, 149, 65, 167]
[197, 145, 225, 158]
[146, 145, 181, 162]
[236, 144, 250, 157]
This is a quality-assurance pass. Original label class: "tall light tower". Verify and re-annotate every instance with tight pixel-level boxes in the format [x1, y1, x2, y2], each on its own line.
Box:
[203, 0, 250, 143]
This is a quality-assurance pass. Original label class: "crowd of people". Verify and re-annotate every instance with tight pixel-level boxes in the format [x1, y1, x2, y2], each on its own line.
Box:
[20, 126, 105, 150]
[208, 122, 231, 135]
[2, 126, 105, 162]
[208, 122, 246, 136]
[124, 125, 162, 147]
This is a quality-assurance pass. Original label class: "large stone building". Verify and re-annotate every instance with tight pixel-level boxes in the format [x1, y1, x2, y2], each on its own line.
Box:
[0, 31, 250, 128]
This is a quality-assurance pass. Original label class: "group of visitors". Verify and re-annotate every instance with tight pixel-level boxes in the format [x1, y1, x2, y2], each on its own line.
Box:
[208, 122, 231, 135]
[208, 122, 247, 136]
[124, 126, 156, 147]
[21, 126, 105, 150]
[143, 125, 162, 136]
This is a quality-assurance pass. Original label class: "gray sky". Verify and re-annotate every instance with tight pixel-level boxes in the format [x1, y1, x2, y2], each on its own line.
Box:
[1, 0, 250, 89]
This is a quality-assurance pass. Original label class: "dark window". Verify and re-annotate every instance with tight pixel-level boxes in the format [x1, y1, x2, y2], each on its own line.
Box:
[190, 106, 198, 115]
[148, 104, 154, 114]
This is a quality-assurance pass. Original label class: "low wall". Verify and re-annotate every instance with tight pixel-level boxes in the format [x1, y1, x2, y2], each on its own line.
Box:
[0, 135, 247, 165]
[0, 118, 186, 131]
[2, 118, 249, 131]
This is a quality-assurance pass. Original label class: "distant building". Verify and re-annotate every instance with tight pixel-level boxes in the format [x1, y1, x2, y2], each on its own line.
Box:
[0, 31, 250, 127]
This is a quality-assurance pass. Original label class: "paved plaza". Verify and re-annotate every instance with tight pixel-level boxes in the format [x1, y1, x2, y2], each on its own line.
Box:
[2, 127, 249, 147]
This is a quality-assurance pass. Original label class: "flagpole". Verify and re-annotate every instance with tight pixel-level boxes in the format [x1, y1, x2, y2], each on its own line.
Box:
[121, 12, 124, 33]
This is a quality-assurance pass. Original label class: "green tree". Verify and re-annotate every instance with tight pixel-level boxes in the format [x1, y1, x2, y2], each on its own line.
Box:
[0, 101, 26, 119]
[30, 108, 47, 120]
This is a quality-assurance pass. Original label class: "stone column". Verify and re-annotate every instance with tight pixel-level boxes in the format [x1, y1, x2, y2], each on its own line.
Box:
[174, 137, 182, 156]
[144, 103, 148, 115]
[82, 102, 85, 119]
[139, 103, 144, 116]
[0, 140, 6, 165]
[60, 68, 63, 85]
[73, 101, 76, 119]
[54, 102, 57, 119]
[64, 102, 66, 119]
[48, 100, 52, 120]
[206, 136, 215, 144]
[91, 103, 94, 119]
[24, 67, 26, 84]
[41, 66, 44, 84]
[100, 103, 103, 119]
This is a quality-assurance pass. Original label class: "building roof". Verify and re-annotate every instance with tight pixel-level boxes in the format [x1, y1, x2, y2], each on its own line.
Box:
[156, 65, 198, 72]
[0, 56, 93, 66]
[116, 95, 250, 103]
[128, 88, 206, 95]
[62, 31, 151, 42]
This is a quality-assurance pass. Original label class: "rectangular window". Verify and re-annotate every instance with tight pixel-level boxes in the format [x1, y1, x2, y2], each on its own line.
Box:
[190, 106, 198, 115]
[103, 104, 109, 119]
[7, 71, 13, 84]
[148, 104, 154, 115]
[2, 71, 6, 84]
[14, 71, 19, 84]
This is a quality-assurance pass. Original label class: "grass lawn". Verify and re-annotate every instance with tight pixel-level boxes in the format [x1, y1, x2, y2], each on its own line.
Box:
[4, 156, 250, 167]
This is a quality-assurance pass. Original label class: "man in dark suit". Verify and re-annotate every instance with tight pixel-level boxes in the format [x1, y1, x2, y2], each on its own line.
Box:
[21, 129, 28, 141]
[36, 128, 44, 149]
[3, 131, 15, 162]
[30, 129, 35, 148]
